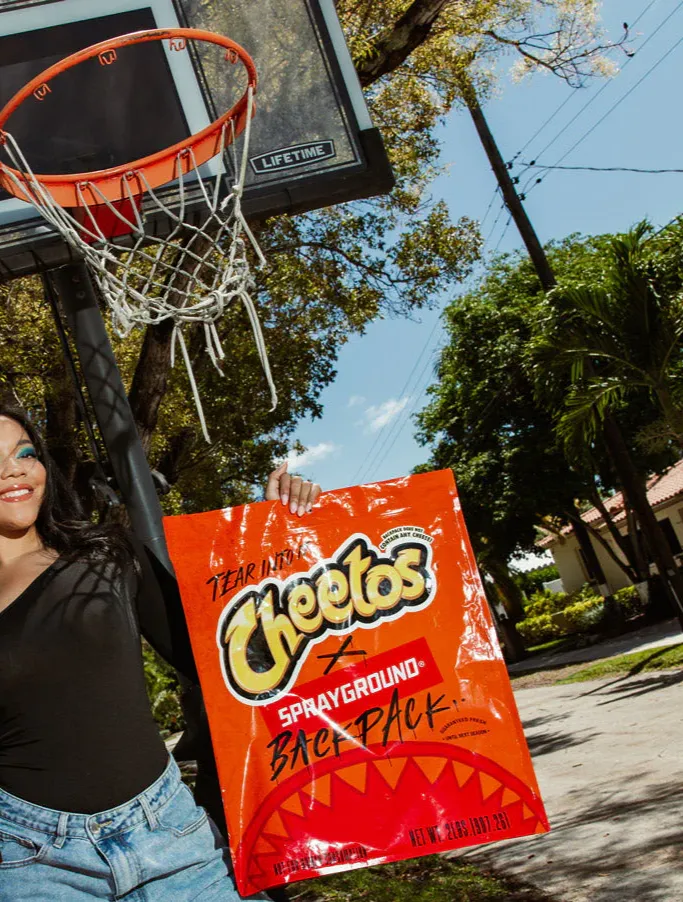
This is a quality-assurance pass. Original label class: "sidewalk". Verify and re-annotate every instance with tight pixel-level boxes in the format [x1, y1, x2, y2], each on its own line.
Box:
[456, 668, 683, 901]
[507, 618, 682, 676]
[452, 621, 683, 901]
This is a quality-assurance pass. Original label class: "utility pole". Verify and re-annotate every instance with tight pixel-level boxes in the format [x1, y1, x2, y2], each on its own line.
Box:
[463, 85, 555, 292]
[461, 79, 683, 630]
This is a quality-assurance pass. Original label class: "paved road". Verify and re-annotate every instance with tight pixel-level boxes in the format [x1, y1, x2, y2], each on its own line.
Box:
[455, 667, 683, 901]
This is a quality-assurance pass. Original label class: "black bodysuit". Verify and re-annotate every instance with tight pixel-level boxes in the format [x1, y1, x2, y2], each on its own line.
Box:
[0, 540, 197, 813]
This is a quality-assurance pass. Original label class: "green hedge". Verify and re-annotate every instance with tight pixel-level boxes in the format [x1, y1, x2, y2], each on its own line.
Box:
[523, 589, 566, 618]
[517, 611, 563, 645]
[517, 583, 645, 646]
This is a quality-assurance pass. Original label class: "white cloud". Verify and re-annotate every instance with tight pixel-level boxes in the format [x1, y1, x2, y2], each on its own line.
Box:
[285, 442, 338, 471]
[364, 396, 411, 432]
[347, 394, 366, 408]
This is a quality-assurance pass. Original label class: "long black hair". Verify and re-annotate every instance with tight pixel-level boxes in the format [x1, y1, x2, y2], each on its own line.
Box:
[0, 406, 134, 563]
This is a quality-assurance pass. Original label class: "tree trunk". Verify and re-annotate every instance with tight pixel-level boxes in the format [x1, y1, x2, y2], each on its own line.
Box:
[155, 426, 197, 485]
[603, 414, 683, 628]
[655, 386, 683, 450]
[480, 572, 526, 663]
[44, 364, 79, 486]
[589, 481, 639, 575]
[127, 319, 175, 455]
[485, 556, 526, 623]
[568, 509, 623, 629]
[625, 501, 649, 582]
[581, 519, 636, 583]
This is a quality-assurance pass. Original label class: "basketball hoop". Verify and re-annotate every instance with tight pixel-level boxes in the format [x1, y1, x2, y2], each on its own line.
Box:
[0, 28, 277, 442]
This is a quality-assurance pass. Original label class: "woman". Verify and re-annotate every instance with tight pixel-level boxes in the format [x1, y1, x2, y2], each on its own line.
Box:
[0, 406, 320, 899]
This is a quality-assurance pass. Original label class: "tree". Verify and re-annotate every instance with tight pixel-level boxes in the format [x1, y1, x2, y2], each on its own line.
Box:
[529, 222, 683, 626]
[537, 220, 683, 453]
[0, 1, 629, 513]
[416, 232, 683, 632]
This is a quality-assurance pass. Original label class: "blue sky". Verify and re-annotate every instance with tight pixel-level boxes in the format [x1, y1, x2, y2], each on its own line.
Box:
[284, 0, 682, 527]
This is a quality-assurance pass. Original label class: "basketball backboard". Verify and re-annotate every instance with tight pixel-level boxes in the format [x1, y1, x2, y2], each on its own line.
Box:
[0, 0, 394, 279]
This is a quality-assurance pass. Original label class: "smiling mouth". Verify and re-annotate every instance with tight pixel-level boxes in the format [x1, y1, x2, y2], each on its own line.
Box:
[0, 488, 34, 502]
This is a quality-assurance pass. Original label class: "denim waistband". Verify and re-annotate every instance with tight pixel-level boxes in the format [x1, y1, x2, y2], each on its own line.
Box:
[0, 755, 182, 840]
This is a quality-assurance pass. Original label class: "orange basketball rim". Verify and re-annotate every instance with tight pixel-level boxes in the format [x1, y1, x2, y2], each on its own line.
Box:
[0, 28, 257, 208]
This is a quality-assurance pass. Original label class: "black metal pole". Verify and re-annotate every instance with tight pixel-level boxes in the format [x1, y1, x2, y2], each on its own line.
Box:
[50, 261, 172, 574]
[48, 261, 236, 840]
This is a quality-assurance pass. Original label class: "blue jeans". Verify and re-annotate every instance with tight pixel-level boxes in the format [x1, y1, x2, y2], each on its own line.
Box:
[0, 756, 267, 900]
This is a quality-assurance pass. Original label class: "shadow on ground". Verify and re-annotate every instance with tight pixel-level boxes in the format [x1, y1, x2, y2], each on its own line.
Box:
[461, 779, 683, 901]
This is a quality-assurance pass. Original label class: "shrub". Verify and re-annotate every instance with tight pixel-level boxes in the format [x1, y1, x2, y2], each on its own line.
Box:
[566, 583, 603, 606]
[614, 585, 643, 617]
[524, 589, 566, 617]
[562, 596, 605, 632]
[142, 640, 185, 737]
[516, 612, 563, 645]
[514, 564, 560, 597]
[518, 584, 608, 644]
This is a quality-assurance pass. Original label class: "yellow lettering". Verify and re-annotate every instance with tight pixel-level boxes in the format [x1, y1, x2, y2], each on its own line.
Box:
[219, 536, 435, 701]
[365, 564, 403, 611]
[288, 583, 322, 633]
[223, 590, 302, 696]
[394, 547, 426, 601]
[317, 569, 352, 623]
[343, 543, 375, 617]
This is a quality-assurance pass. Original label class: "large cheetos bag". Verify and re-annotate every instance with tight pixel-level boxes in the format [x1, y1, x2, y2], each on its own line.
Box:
[163, 470, 549, 895]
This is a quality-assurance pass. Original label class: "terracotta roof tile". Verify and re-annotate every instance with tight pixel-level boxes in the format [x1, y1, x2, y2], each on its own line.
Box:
[537, 458, 683, 548]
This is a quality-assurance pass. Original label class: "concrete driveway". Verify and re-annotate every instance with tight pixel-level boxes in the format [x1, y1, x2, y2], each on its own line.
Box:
[455, 668, 683, 901]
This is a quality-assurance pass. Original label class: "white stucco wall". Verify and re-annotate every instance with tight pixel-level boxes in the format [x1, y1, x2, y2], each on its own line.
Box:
[547, 498, 683, 594]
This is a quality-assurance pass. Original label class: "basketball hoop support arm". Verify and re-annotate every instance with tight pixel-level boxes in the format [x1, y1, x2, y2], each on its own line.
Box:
[50, 261, 173, 575]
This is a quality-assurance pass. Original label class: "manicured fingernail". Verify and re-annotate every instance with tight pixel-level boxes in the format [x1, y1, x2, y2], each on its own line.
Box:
[290, 501, 297, 514]
[297, 504, 305, 517]
[281, 493, 288, 506]
[306, 503, 312, 513]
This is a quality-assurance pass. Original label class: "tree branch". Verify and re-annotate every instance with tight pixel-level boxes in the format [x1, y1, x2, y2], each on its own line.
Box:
[355, 0, 453, 88]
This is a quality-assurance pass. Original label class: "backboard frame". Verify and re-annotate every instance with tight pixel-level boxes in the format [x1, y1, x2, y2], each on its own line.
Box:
[0, 0, 394, 280]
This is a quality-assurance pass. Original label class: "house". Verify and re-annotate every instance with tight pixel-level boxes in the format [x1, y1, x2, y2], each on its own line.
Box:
[537, 459, 683, 594]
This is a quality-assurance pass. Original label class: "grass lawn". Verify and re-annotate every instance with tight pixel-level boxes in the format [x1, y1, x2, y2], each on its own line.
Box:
[525, 636, 576, 655]
[556, 642, 683, 684]
[290, 855, 554, 902]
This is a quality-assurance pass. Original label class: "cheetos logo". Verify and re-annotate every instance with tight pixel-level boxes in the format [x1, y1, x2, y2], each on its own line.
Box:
[216, 534, 436, 704]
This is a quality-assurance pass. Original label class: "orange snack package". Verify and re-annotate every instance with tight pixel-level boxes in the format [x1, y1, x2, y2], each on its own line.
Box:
[163, 470, 549, 895]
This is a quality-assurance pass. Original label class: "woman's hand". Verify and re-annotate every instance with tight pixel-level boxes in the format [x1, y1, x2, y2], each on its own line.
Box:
[265, 461, 321, 517]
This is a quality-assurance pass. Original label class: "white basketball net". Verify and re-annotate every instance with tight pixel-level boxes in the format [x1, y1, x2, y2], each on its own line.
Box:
[0, 87, 277, 443]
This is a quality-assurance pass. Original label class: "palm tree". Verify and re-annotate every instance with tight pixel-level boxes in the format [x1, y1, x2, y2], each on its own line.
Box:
[532, 220, 683, 630]
[544, 221, 683, 452]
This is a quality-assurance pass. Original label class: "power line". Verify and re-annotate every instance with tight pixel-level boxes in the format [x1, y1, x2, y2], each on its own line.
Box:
[488, 5, 683, 248]
[509, 0, 662, 165]
[483, 201, 507, 246]
[511, 93, 576, 166]
[352, 317, 442, 484]
[512, 0, 658, 161]
[521, 162, 683, 174]
[517, 0, 683, 173]
[366, 343, 445, 479]
[354, 182, 504, 484]
[522, 26, 683, 205]
[363, 3, 678, 483]
[492, 215, 513, 254]
[548, 33, 683, 169]
[479, 187, 500, 230]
